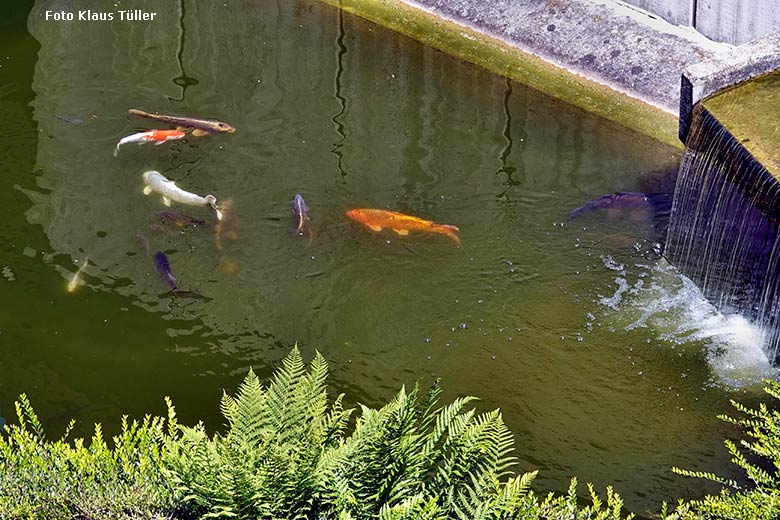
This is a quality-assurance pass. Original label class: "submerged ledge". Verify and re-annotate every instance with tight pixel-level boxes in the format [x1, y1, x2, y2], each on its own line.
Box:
[314, 0, 712, 148]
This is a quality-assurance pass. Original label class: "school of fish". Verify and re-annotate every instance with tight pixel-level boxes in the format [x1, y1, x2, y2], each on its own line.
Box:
[70, 106, 660, 296]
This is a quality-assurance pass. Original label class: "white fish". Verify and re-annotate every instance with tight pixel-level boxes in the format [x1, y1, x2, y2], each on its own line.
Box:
[66, 256, 89, 293]
[142, 170, 222, 220]
[114, 129, 186, 157]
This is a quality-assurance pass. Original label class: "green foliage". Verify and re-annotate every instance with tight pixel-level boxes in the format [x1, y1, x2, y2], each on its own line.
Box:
[166, 346, 539, 519]
[165, 348, 352, 518]
[0, 394, 177, 519]
[3, 346, 780, 519]
[668, 379, 780, 519]
[539, 478, 633, 520]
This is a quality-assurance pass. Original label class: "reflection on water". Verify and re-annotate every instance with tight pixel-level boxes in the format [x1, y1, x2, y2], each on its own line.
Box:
[0, 0, 760, 513]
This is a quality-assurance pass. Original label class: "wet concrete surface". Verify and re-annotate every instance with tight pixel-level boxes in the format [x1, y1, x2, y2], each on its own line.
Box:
[409, 0, 728, 113]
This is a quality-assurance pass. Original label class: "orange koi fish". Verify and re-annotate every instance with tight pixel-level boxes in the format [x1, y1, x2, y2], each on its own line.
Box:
[346, 208, 460, 244]
[114, 129, 186, 156]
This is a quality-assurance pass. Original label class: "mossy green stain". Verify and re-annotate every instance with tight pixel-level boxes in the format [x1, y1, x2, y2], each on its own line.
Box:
[703, 71, 780, 180]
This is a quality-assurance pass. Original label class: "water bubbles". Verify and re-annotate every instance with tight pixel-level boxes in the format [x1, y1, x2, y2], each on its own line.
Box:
[600, 254, 625, 272]
[459, 322, 468, 330]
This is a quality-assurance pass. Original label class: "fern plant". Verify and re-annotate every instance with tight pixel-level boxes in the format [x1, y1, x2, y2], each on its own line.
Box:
[164, 347, 352, 518]
[165, 346, 541, 519]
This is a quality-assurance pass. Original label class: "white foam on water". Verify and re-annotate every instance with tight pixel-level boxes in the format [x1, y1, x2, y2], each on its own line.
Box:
[601, 259, 776, 386]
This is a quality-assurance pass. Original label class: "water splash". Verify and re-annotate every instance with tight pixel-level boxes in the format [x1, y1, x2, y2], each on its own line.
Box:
[601, 260, 776, 386]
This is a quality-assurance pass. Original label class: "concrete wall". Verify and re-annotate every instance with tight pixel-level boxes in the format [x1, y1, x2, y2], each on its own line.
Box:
[622, 0, 691, 26]
[622, 0, 780, 45]
[679, 31, 780, 142]
[696, 0, 780, 45]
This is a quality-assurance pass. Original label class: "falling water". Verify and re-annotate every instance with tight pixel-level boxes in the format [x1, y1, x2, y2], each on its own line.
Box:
[666, 92, 780, 363]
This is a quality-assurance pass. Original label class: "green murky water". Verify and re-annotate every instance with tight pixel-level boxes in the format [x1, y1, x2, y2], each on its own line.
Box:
[0, 0, 770, 513]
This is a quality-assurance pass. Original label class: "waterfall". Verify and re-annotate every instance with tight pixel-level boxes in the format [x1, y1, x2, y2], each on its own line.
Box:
[665, 102, 780, 363]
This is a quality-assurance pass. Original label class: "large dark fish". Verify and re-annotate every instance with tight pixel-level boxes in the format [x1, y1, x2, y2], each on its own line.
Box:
[129, 108, 235, 135]
[568, 192, 654, 220]
[569, 191, 673, 237]
[152, 251, 203, 299]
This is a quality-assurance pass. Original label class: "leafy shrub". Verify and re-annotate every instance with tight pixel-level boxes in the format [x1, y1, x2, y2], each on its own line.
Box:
[0, 394, 177, 519]
[668, 380, 780, 519]
[540, 479, 632, 520]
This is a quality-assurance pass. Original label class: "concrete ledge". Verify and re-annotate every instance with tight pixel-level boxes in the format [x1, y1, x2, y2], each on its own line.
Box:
[317, 0, 685, 148]
[680, 31, 780, 142]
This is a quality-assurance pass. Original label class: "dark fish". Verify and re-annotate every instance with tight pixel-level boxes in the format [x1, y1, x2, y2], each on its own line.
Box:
[568, 192, 653, 220]
[129, 108, 235, 135]
[292, 194, 309, 232]
[152, 251, 204, 299]
[135, 234, 150, 256]
[569, 191, 673, 238]
[291, 194, 314, 245]
[155, 210, 206, 228]
[153, 251, 177, 290]
[54, 114, 83, 125]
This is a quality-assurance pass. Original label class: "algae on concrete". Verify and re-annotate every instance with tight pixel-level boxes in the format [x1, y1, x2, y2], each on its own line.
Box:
[703, 71, 780, 180]
[316, 0, 681, 148]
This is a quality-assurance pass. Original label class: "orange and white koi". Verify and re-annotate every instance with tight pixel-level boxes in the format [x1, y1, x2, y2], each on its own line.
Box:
[114, 129, 186, 156]
[346, 208, 460, 244]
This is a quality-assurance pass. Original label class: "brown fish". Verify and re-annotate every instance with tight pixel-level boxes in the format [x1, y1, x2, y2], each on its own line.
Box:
[128, 108, 235, 136]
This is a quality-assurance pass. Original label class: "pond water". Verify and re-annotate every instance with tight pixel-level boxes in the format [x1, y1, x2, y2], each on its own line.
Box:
[1, 0, 775, 514]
